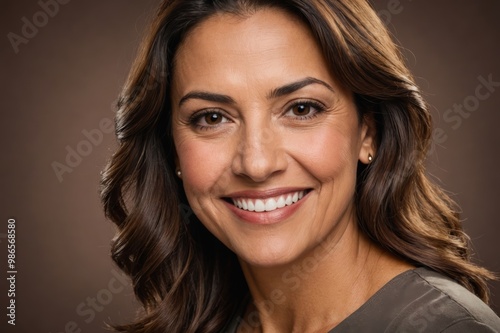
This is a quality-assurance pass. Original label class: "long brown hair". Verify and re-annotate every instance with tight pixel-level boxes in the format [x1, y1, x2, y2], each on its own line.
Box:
[100, 0, 495, 331]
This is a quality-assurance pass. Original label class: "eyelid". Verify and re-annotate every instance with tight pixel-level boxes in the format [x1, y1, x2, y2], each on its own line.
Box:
[283, 99, 327, 118]
[188, 108, 232, 130]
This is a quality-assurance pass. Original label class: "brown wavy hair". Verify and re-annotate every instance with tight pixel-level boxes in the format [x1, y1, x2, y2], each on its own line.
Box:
[100, 0, 495, 331]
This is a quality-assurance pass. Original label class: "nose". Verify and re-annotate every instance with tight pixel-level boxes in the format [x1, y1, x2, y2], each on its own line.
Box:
[231, 125, 287, 182]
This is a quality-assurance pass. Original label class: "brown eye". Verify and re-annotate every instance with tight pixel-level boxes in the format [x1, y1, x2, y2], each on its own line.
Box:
[204, 113, 222, 125]
[285, 101, 324, 120]
[191, 111, 230, 129]
[292, 104, 311, 116]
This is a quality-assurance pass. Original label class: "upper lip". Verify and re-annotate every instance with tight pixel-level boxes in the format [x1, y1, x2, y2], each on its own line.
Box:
[223, 187, 310, 199]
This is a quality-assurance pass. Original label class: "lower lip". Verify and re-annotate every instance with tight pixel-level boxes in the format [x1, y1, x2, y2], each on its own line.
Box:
[223, 192, 310, 225]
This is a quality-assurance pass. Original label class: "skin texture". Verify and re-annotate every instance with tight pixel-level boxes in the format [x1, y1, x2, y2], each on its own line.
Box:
[171, 8, 413, 332]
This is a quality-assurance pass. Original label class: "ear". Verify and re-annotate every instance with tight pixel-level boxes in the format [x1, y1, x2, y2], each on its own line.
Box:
[358, 113, 377, 164]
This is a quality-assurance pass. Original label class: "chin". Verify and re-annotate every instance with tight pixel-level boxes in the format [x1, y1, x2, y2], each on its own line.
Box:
[233, 237, 306, 268]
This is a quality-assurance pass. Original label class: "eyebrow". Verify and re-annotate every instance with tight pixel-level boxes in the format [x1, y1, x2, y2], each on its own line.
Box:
[178, 91, 235, 107]
[267, 77, 335, 99]
[177, 77, 334, 107]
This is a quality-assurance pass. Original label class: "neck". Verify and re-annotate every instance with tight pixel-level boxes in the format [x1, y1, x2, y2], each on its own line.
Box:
[237, 220, 413, 333]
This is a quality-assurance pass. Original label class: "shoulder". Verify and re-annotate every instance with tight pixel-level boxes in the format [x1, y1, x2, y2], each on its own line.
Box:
[385, 267, 500, 332]
[332, 267, 500, 333]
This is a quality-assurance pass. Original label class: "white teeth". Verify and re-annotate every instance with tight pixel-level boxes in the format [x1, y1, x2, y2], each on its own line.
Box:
[231, 190, 306, 212]
[254, 199, 265, 212]
[265, 199, 277, 211]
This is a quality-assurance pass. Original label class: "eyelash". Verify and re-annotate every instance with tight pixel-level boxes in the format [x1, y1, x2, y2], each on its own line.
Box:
[188, 100, 326, 130]
[285, 100, 326, 120]
[188, 109, 229, 131]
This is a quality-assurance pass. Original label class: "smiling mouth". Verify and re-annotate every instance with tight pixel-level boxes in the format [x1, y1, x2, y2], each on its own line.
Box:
[227, 190, 309, 212]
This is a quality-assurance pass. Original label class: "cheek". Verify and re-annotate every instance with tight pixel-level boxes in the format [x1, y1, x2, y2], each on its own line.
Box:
[286, 124, 359, 180]
[176, 136, 233, 202]
[174, 135, 237, 247]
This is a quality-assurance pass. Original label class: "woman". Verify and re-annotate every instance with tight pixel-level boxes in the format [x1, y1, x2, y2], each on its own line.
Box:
[101, 0, 500, 332]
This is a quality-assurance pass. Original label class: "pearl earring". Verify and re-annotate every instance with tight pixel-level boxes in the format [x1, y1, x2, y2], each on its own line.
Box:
[368, 154, 373, 163]
[176, 170, 182, 178]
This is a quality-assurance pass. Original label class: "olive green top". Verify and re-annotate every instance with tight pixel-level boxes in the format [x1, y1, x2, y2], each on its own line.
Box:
[223, 267, 500, 332]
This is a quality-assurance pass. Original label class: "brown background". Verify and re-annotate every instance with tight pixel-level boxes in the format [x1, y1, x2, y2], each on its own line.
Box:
[1, 0, 499, 332]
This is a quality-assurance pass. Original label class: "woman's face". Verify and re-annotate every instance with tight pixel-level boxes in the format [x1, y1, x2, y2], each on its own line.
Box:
[171, 9, 375, 267]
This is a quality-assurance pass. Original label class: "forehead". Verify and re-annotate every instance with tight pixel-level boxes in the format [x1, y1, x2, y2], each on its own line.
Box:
[171, 8, 337, 97]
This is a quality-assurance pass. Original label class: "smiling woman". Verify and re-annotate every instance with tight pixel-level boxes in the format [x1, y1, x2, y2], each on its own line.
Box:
[100, 0, 500, 332]
[171, 11, 368, 269]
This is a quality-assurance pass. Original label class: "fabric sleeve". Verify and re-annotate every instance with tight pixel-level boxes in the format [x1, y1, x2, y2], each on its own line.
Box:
[441, 319, 499, 333]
